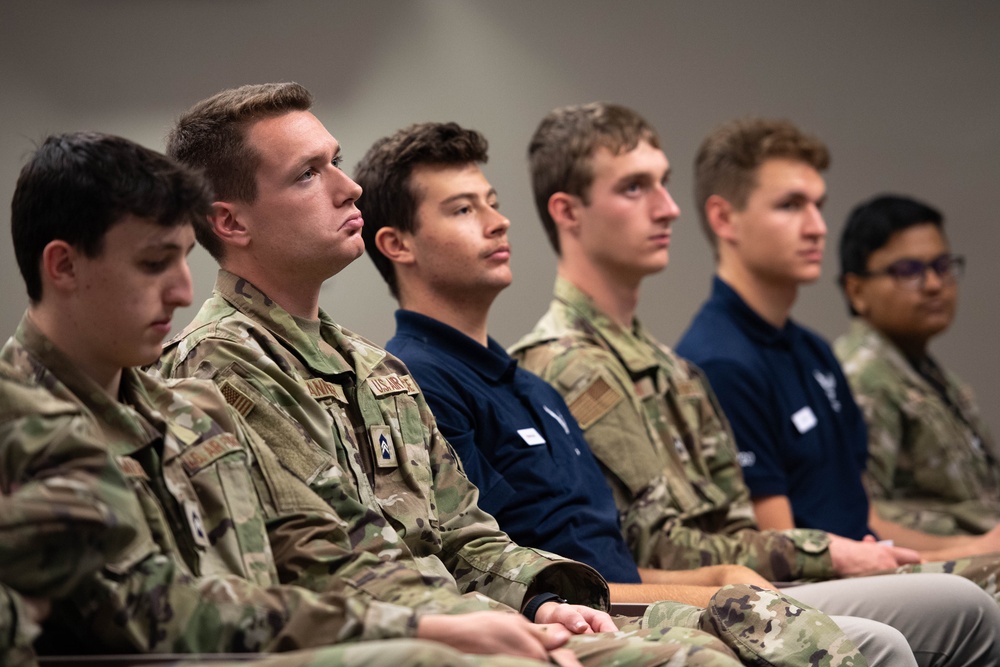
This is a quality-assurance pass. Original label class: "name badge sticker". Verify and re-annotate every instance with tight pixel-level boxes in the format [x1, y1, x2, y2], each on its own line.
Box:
[791, 406, 818, 434]
[370, 425, 398, 468]
[518, 428, 546, 446]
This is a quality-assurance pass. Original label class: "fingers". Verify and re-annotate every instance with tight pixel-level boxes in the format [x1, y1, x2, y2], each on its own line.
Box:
[530, 623, 572, 649]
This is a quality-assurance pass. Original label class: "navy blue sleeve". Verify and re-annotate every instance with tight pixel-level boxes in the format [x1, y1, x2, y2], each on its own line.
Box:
[697, 358, 789, 499]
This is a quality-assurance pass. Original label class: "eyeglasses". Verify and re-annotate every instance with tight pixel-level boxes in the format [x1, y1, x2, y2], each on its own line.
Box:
[858, 253, 965, 290]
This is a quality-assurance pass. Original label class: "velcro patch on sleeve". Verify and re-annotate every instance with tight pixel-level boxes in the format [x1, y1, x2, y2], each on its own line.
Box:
[179, 432, 242, 476]
[219, 380, 255, 418]
[568, 375, 624, 430]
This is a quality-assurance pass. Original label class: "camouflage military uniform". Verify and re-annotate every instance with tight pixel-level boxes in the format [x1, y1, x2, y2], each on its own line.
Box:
[835, 318, 1000, 535]
[154, 270, 868, 667]
[1, 315, 533, 661]
[510, 278, 834, 582]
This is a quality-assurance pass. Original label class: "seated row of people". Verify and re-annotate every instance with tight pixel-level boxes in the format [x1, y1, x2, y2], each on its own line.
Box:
[0, 81, 992, 666]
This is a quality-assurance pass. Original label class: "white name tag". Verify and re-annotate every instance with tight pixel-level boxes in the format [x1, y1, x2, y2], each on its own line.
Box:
[518, 428, 546, 446]
[791, 406, 818, 434]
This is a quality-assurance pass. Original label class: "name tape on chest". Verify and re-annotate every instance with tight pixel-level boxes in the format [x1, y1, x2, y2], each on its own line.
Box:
[304, 378, 347, 403]
[367, 374, 419, 397]
[178, 432, 242, 476]
[116, 455, 150, 481]
[370, 425, 398, 468]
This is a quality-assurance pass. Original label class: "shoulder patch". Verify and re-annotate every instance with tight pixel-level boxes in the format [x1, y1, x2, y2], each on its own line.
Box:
[219, 379, 255, 418]
[568, 375, 624, 429]
[179, 432, 242, 476]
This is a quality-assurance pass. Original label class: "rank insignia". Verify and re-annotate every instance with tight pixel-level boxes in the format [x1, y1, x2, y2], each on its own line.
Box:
[370, 425, 398, 468]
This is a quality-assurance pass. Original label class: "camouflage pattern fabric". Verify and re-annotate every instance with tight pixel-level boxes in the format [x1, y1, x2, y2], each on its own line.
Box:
[835, 318, 1000, 535]
[510, 278, 835, 582]
[3, 314, 499, 655]
[0, 583, 43, 667]
[155, 270, 608, 614]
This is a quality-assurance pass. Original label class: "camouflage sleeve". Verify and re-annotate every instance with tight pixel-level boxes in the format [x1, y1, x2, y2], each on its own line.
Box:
[848, 374, 905, 506]
[0, 378, 137, 597]
[520, 343, 833, 582]
[0, 584, 41, 667]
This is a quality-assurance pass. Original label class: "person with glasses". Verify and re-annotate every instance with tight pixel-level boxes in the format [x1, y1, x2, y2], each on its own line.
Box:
[834, 195, 999, 536]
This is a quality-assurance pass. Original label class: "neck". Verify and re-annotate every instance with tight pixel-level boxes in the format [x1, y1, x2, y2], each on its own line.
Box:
[223, 257, 322, 320]
[558, 261, 639, 330]
[28, 306, 123, 398]
[399, 284, 496, 347]
[880, 327, 929, 362]
[717, 260, 797, 328]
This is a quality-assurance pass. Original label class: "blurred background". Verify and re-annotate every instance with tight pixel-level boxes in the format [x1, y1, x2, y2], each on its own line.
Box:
[2, 0, 998, 430]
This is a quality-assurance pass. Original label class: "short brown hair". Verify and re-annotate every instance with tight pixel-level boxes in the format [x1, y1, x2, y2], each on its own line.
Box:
[694, 118, 830, 250]
[166, 82, 312, 259]
[529, 102, 660, 254]
[355, 122, 489, 299]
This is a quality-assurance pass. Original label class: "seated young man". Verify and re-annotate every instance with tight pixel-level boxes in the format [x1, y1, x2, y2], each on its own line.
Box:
[674, 118, 1000, 587]
[353, 118, 1000, 667]
[3, 130, 641, 667]
[0, 364, 138, 665]
[153, 81, 838, 667]
[835, 195, 999, 536]
[508, 103, 1000, 667]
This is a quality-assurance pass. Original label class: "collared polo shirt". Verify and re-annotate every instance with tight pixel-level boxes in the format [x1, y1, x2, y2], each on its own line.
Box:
[677, 277, 871, 540]
[388, 310, 641, 583]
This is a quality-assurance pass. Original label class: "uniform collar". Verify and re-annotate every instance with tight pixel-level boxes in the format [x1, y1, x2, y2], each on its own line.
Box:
[553, 277, 660, 376]
[11, 312, 162, 453]
[213, 269, 387, 381]
[394, 309, 516, 383]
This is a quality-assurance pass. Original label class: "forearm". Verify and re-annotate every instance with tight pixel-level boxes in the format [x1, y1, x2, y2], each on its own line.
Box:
[639, 565, 772, 588]
[608, 582, 718, 606]
[870, 511, 977, 557]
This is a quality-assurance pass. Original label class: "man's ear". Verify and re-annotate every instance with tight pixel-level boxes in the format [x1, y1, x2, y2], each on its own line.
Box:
[842, 274, 869, 316]
[548, 191, 581, 235]
[705, 194, 737, 243]
[40, 240, 79, 293]
[208, 201, 250, 248]
[374, 226, 415, 266]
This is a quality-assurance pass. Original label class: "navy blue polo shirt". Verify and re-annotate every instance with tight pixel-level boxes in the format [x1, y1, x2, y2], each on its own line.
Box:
[676, 277, 871, 540]
[387, 310, 641, 583]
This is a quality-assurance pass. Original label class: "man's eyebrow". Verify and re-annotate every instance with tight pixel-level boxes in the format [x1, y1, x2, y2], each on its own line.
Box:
[439, 187, 497, 207]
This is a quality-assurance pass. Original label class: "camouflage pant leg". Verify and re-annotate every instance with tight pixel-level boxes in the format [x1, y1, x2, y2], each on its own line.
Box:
[892, 553, 1000, 605]
[173, 639, 551, 666]
[0, 585, 40, 667]
[565, 627, 742, 667]
[614, 584, 866, 667]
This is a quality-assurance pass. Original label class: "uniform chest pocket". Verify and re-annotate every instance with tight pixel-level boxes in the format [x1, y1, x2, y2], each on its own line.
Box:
[175, 432, 274, 585]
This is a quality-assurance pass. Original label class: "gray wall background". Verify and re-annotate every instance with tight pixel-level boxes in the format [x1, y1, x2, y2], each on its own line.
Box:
[3, 1, 998, 432]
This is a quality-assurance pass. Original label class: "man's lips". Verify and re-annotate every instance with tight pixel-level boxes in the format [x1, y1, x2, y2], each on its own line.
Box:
[485, 244, 511, 260]
[340, 212, 364, 232]
[650, 232, 671, 247]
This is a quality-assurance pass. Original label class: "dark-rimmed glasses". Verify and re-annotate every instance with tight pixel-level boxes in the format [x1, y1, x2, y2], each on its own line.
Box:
[857, 254, 965, 290]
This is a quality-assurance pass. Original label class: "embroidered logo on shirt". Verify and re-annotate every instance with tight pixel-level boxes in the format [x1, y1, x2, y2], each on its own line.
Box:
[518, 428, 546, 446]
[543, 405, 570, 434]
[370, 425, 398, 468]
[813, 370, 842, 413]
[568, 375, 624, 430]
[791, 406, 818, 434]
[368, 374, 411, 397]
[179, 433, 242, 476]
[737, 450, 756, 467]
